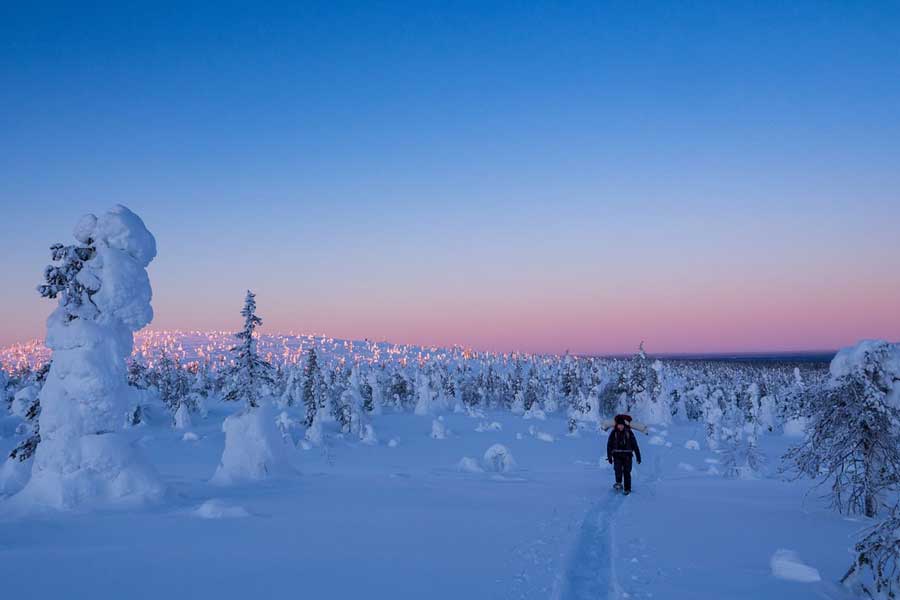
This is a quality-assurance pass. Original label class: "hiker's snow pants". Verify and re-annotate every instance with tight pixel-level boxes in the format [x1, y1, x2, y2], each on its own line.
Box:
[614, 454, 633, 491]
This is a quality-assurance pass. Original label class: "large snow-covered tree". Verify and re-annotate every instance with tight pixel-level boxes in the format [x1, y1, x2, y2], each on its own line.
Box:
[785, 340, 900, 518]
[12, 205, 164, 509]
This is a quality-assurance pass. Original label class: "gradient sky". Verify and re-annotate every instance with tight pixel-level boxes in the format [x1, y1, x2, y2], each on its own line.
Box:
[2, 1, 899, 354]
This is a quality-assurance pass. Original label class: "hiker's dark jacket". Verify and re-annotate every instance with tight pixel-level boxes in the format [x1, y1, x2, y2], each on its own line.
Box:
[607, 427, 641, 463]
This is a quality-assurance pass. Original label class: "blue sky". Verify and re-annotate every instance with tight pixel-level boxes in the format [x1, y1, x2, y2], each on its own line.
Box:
[1, 1, 899, 353]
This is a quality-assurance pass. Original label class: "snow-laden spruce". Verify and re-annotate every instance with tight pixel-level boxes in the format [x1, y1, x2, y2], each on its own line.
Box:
[10, 206, 164, 510]
[212, 291, 295, 485]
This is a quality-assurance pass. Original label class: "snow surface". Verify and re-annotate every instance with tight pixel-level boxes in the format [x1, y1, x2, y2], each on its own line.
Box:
[0, 407, 863, 599]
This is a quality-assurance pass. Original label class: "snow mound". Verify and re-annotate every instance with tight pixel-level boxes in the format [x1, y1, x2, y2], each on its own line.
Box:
[783, 417, 808, 438]
[684, 440, 700, 450]
[0, 458, 32, 496]
[457, 457, 484, 473]
[431, 418, 449, 440]
[528, 426, 554, 442]
[523, 408, 546, 420]
[10, 386, 39, 418]
[304, 418, 323, 446]
[182, 432, 200, 442]
[483, 444, 516, 473]
[770, 549, 821, 583]
[387, 438, 399, 448]
[14, 433, 164, 510]
[677, 462, 695, 472]
[360, 424, 378, 445]
[193, 499, 251, 519]
[475, 421, 502, 433]
[211, 404, 295, 485]
[174, 403, 192, 430]
[649, 435, 666, 446]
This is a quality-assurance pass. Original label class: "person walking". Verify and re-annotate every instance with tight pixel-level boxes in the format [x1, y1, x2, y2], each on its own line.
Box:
[606, 414, 642, 495]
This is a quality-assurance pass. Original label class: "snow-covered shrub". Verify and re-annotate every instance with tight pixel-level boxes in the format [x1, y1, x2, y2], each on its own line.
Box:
[193, 499, 251, 519]
[475, 421, 502, 433]
[359, 424, 378, 445]
[457, 457, 483, 473]
[211, 402, 294, 485]
[173, 403, 192, 430]
[431, 418, 449, 440]
[843, 505, 900, 598]
[414, 371, 436, 415]
[483, 444, 516, 473]
[0, 456, 32, 496]
[304, 417, 324, 447]
[528, 425, 554, 443]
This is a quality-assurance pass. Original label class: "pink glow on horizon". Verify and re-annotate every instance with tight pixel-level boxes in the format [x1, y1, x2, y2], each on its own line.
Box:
[137, 273, 900, 356]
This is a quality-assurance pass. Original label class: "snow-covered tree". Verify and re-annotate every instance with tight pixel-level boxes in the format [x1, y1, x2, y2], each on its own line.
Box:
[785, 340, 900, 517]
[302, 347, 323, 426]
[843, 505, 900, 599]
[223, 290, 274, 409]
[12, 205, 164, 509]
[212, 291, 293, 485]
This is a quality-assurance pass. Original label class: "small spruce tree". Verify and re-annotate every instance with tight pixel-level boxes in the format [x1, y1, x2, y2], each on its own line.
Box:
[223, 290, 274, 409]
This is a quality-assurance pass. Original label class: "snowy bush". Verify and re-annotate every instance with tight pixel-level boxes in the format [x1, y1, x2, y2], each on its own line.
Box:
[193, 499, 251, 519]
[431, 418, 449, 440]
[457, 457, 483, 473]
[843, 505, 900, 598]
[475, 421, 502, 433]
[528, 425, 554, 443]
[173, 403, 192, 430]
[211, 403, 294, 485]
[359, 424, 378, 445]
[483, 444, 516, 473]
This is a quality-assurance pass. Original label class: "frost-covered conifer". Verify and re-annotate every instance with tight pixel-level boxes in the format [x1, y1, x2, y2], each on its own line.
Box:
[302, 347, 322, 426]
[212, 292, 292, 485]
[785, 340, 900, 517]
[223, 290, 274, 409]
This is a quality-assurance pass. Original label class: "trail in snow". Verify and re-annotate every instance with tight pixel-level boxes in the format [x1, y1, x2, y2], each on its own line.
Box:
[559, 490, 624, 600]
[559, 443, 663, 600]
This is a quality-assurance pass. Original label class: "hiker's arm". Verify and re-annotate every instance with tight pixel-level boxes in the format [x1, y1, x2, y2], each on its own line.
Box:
[632, 431, 641, 463]
[606, 431, 614, 462]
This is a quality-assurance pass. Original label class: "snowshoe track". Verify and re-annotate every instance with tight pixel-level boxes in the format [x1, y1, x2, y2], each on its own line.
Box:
[559, 491, 624, 600]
